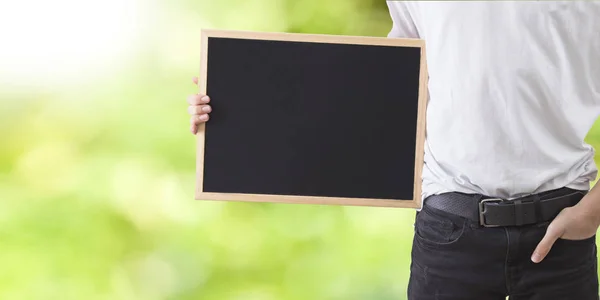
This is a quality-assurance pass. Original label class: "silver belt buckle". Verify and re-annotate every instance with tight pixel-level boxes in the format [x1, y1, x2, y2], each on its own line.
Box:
[479, 198, 504, 227]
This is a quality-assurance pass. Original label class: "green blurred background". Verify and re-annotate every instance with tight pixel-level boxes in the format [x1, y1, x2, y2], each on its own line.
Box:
[1, 0, 599, 299]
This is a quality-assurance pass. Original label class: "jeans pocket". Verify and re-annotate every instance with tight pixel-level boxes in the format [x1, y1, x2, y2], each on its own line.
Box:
[414, 206, 467, 248]
[557, 235, 597, 244]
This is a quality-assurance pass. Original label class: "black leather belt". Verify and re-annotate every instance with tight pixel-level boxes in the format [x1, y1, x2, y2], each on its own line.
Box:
[424, 187, 586, 227]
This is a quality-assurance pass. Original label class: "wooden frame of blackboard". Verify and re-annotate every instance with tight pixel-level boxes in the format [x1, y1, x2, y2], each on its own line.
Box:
[195, 29, 428, 209]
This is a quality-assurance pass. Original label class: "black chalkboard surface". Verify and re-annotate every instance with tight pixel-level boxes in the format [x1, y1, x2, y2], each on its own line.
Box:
[196, 29, 427, 208]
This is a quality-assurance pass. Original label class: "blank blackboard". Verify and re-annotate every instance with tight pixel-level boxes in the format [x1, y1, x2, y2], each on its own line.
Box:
[196, 29, 427, 208]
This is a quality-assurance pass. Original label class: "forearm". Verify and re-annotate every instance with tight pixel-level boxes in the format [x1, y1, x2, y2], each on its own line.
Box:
[574, 182, 600, 226]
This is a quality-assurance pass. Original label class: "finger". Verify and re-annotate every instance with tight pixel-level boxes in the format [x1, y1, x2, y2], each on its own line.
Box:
[187, 94, 210, 105]
[532, 224, 563, 263]
[191, 123, 198, 135]
[190, 114, 209, 125]
[188, 105, 212, 115]
[193, 76, 199, 85]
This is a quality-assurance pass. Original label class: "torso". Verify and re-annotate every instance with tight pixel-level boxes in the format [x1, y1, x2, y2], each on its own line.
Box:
[388, 1, 600, 199]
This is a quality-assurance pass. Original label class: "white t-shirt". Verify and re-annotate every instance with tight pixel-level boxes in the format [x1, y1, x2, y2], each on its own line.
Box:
[386, 1, 600, 199]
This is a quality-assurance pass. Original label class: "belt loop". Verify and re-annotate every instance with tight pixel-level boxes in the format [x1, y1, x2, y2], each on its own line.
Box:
[514, 199, 524, 226]
[474, 194, 483, 221]
[533, 194, 542, 223]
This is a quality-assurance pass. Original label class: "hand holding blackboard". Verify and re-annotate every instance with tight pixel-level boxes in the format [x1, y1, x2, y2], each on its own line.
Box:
[195, 30, 428, 209]
[188, 76, 212, 135]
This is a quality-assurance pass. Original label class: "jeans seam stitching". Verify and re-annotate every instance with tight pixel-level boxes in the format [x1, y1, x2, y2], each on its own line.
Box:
[504, 227, 512, 295]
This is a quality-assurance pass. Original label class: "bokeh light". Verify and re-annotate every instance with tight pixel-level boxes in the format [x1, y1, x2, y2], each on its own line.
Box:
[1, 1, 599, 299]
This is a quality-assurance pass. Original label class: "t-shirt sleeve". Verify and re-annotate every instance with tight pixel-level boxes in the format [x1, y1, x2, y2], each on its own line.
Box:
[386, 1, 420, 38]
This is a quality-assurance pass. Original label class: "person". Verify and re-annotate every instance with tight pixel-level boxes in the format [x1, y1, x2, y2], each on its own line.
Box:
[186, 1, 600, 299]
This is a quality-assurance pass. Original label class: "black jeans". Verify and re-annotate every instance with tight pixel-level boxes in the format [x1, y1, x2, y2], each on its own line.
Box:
[408, 202, 599, 300]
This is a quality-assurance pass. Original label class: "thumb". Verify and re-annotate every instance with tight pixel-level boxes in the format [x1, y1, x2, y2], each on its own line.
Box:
[531, 224, 562, 263]
[192, 76, 199, 86]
